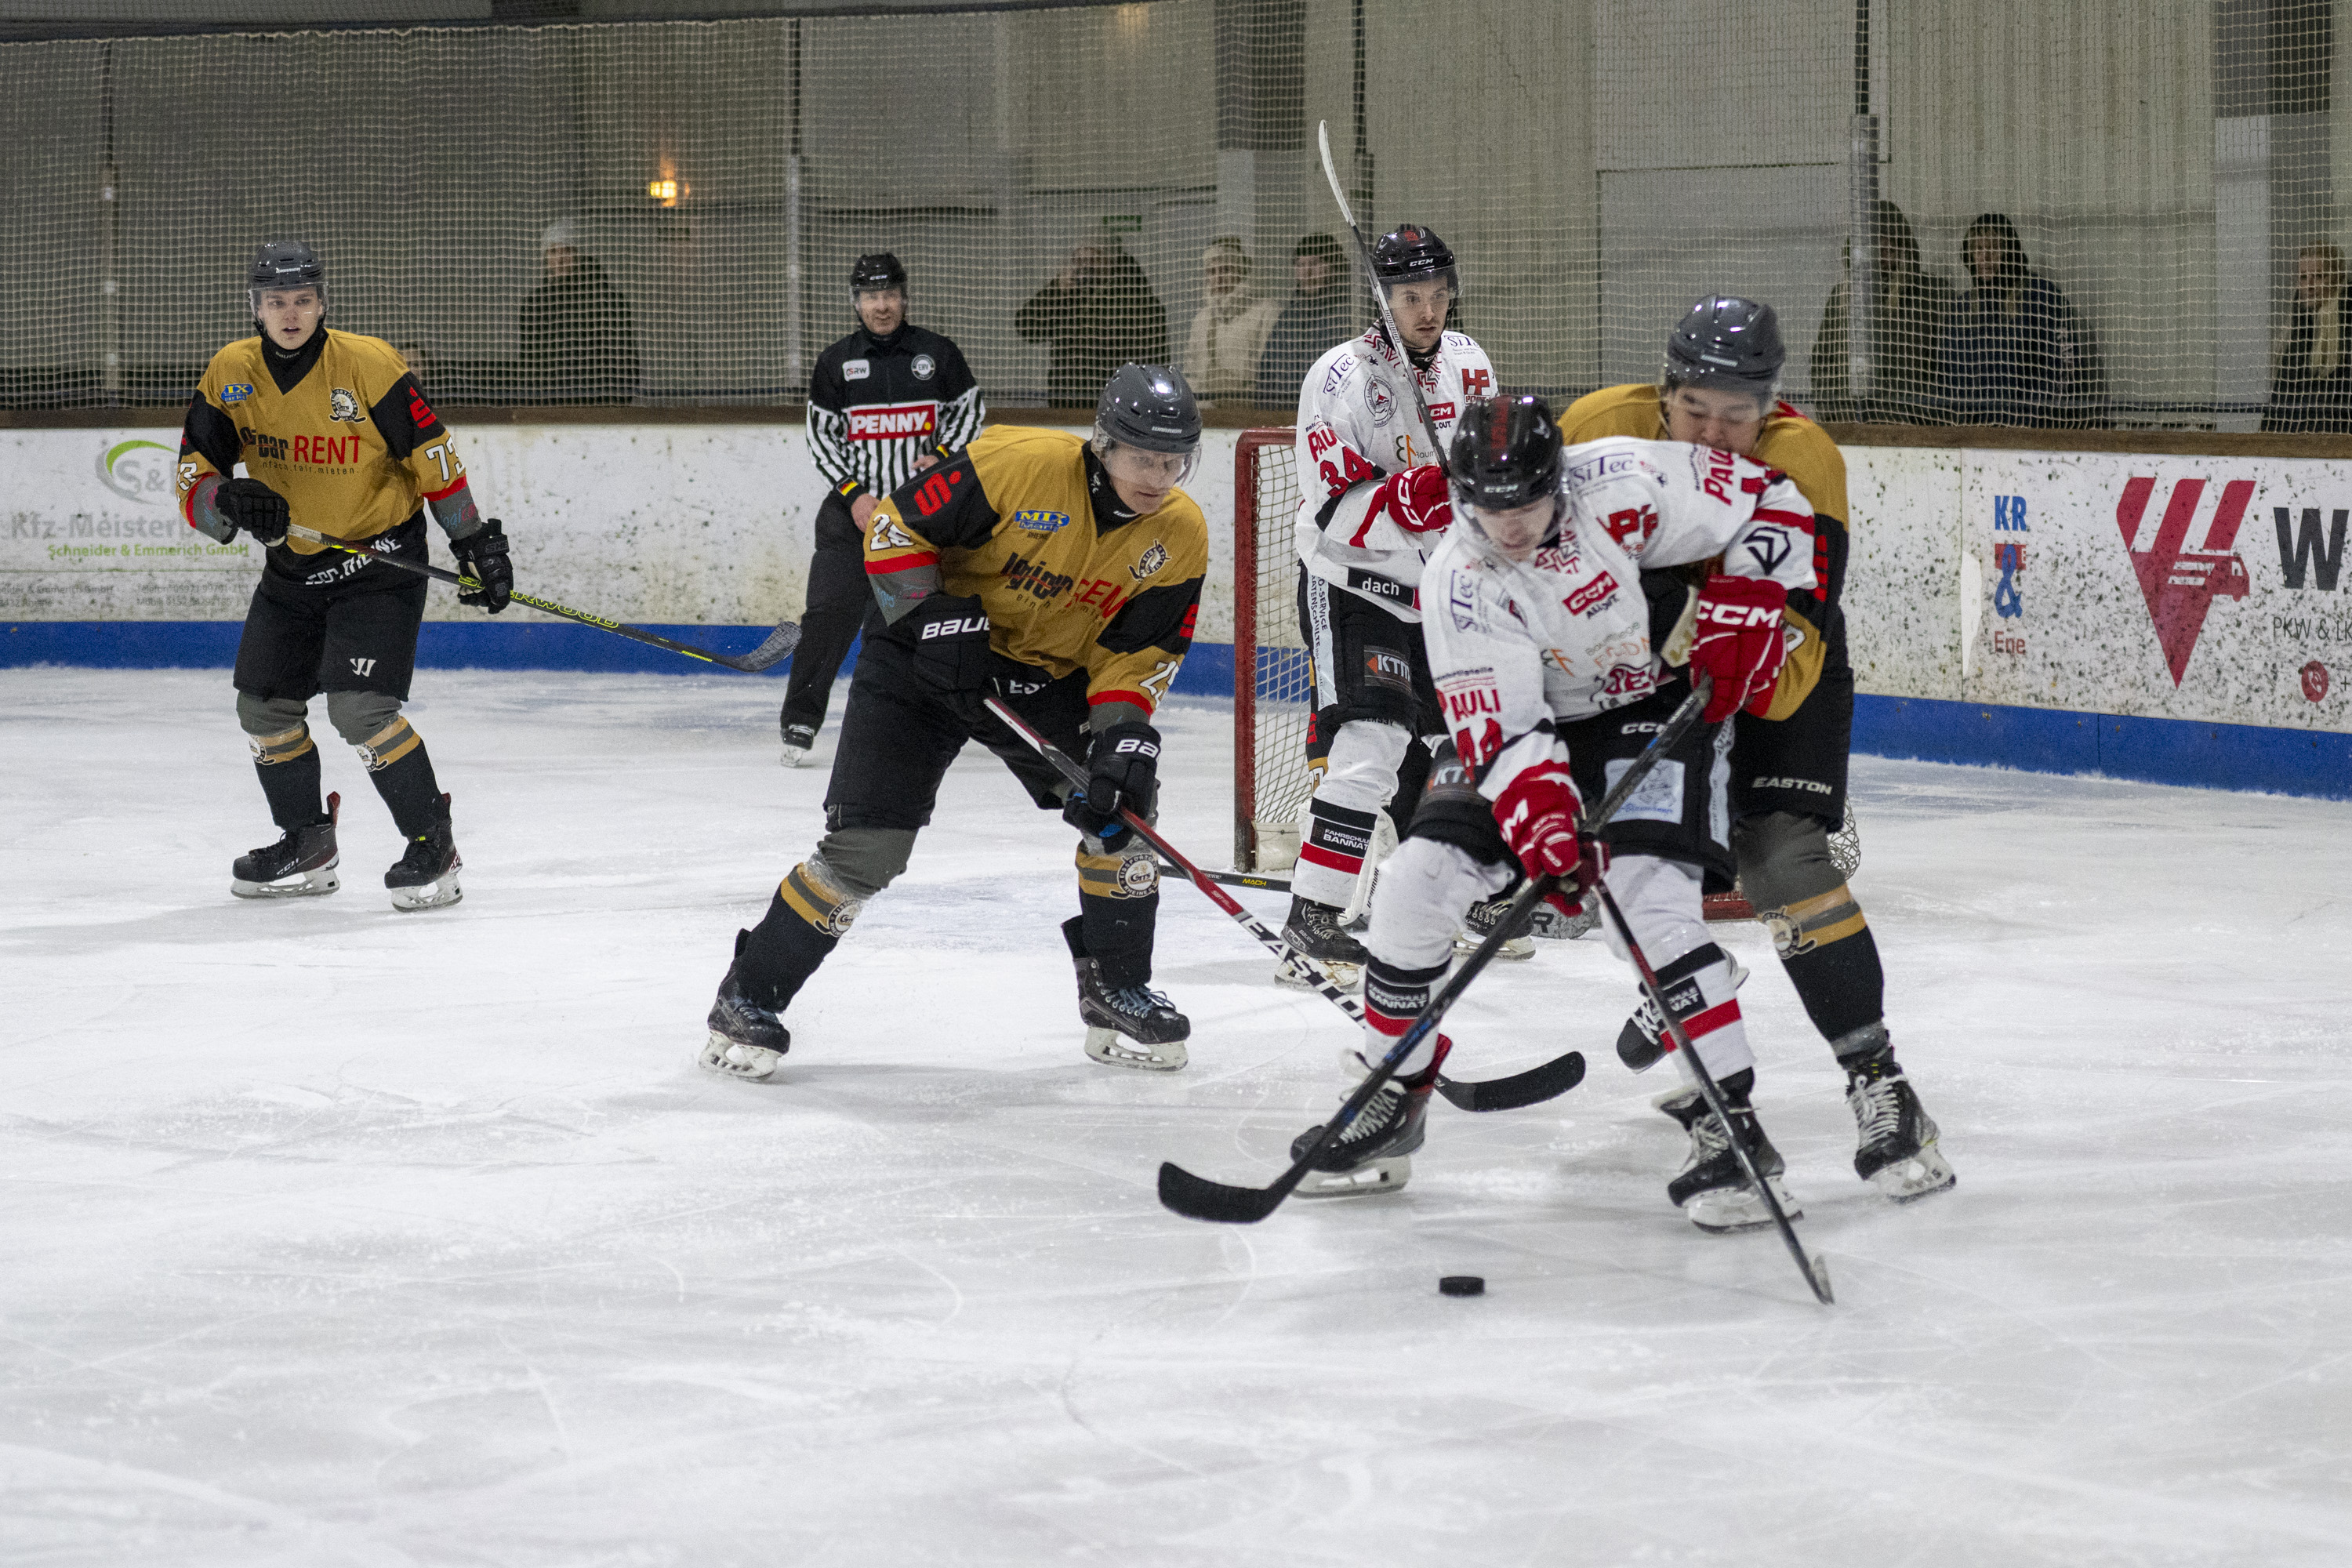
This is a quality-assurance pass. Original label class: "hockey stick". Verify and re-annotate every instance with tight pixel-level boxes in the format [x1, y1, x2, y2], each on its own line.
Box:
[1154, 860, 1290, 894]
[285, 522, 802, 673]
[981, 696, 1585, 1116]
[1591, 880, 1835, 1306]
[1317, 118, 1450, 477]
[1157, 677, 1717, 1224]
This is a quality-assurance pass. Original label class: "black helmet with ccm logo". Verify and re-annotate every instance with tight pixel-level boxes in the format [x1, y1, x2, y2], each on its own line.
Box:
[1448, 394, 1563, 513]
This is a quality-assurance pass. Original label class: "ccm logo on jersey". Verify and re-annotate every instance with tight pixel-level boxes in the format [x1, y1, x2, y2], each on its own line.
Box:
[920, 615, 989, 639]
[1563, 572, 1620, 616]
[847, 403, 938, 440]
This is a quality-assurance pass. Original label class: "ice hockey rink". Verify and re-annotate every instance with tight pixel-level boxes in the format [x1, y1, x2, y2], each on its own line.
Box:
[4, 665, 2347, 1567]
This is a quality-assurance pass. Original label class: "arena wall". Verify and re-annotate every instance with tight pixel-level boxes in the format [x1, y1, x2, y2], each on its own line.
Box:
[6, 423, 2348, 797]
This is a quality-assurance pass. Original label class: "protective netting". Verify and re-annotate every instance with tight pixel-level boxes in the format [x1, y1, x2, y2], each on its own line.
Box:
[1, 2, 2343, 430]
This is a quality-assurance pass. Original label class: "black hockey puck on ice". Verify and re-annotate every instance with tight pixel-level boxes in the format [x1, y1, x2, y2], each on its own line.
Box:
[1439, 1275, 1485, 1297]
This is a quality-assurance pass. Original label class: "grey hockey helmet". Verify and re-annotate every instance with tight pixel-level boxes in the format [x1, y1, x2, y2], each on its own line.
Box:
[1449, 394, 1563, 514]
[1661, 295, 1784, 401]
[247, 238, 326, 314]
[1092, 363, 1202, 485]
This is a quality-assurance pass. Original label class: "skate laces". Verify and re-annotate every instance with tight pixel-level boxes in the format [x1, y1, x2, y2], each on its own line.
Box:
[1849, 1072, 1907, 1145]
[1109, 982, 1174, 1018]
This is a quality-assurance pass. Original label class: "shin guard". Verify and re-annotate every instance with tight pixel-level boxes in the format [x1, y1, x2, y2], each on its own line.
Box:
[1760, 882, 1886, 1044]
[1075, 836, 1160, 990]
[250, 724, 326, 829]
[739, 862, 862, 1013]
[359, 718, 445, 840]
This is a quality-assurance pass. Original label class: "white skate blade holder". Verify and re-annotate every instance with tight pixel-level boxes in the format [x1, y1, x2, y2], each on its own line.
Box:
[231, 862, 340, 899]
[1685, 1174, 1806, 1234]
[1275, 949, 1360, 991]
[390, 868, 463, 912]
[1084, 1026, 1187, 1072]
[1868, 1142, 1956, 1203]
[700, 1032, 786, 1081]
[1293, 1155, 1410, 1199]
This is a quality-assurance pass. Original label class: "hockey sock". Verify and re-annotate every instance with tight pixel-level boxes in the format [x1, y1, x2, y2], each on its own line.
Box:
[1294, 797, 1380, 909]
[1618, 941, 1740, 1072]
[1359, 956, 1452, 1079]
[249, 720, 325, 828]
[738, 862, 863, 1010]
[356, 718, 445, 839]
[1762, 882, 1887, 1044]
[1064, 877, 1159, 991]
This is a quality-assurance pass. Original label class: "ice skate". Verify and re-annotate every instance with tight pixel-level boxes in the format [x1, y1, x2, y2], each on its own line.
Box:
[230, 792, 341, 899]
[1657, 1083, 1802, 1232]
[1278, 894, 1367, 989]
[386, 792, 463, 911]
[1290, 1069, 1433, 1197]
[1454, 893, 1535, 960]
[779, 720, 816, 769]
[702, 930, 791, 1080]
[1075, 956, 1189, 1070]
[1847, 1057, 1955, 1202]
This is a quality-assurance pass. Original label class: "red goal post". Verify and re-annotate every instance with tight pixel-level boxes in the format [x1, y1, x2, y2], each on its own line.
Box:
[1228, 429, 1846, 918]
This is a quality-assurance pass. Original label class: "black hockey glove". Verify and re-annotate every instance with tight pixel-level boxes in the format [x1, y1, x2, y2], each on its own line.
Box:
[452, 517, 513, 613]
[212, 477, 289, 546]
[904, 593, 993, 698]
[1063, 720, 1160, 840]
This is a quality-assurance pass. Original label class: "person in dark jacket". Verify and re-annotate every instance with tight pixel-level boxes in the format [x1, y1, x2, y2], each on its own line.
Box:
[1943, 212, 2089, 426]
[1015, 240, 1167, 408]
[2265, 242, 2352, 434]
[517, 220, 640, 404]
[1809, 198, 1955, 424]
[1254, 233, 1357, 409]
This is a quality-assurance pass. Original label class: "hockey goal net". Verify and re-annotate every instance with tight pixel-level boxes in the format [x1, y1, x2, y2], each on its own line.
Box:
[1228, 429, 1856, 921]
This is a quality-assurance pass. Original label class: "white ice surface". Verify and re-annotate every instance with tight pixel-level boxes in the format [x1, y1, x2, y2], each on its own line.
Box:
[3, 667, 2349, 1567]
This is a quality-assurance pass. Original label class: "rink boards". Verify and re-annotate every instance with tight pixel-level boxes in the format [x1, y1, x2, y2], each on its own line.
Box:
[6, 423, 2349, 797]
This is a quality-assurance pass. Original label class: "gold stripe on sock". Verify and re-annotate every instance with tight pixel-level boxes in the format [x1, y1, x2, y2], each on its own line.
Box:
[248, 722, 314, 764]
[779, 861, 859, 935]
[357, 717, 421, 771]
[1788, 883, 1867, 947]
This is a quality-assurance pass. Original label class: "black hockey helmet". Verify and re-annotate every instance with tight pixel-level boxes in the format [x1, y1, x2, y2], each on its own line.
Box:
[1095, 362, 1200, 455]
[1449, 394, 1563, 514]
[1372, 224, 1457, 291]
[850, 252, 906, 293]
[247, 238, 326, 313]
[1661, 295, 1784, 402]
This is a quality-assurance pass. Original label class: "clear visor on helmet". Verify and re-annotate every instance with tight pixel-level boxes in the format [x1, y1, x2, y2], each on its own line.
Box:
[1461, 489, 1559, 562]
[1380, 265, 1461, 311]
[249, 283, 326, 325]
[1095, 429, 1200, 490]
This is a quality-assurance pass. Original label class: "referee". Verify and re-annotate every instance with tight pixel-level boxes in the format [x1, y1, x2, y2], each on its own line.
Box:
[782, 253, 984, 765]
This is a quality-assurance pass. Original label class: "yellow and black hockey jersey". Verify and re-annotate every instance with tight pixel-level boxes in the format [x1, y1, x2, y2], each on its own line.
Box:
[863, 426, 1207, 715]
[1558, 383, 1849, 720]
[177, 328, 468, 553]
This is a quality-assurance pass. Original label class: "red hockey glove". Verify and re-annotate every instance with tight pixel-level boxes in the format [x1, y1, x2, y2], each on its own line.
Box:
[1689, 573, 1788, 722]
[1371, 463, 1453, 535]
[1491, 759, 1608, 912]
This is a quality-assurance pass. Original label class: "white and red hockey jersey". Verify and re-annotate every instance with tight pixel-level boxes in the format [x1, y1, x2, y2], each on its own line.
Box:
[1291, 325, 1497, 622]
[1421, 437, 1817, 800]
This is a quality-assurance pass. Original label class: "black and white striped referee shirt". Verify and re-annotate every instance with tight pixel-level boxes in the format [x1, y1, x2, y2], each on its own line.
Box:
[807, 323, 985, 504]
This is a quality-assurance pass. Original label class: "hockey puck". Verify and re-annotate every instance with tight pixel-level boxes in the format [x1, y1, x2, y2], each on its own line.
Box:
[1439, 1275, 1485, 1298]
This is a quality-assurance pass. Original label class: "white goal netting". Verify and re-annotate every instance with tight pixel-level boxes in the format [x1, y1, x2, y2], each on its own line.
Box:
[2, 2, 2340, 434]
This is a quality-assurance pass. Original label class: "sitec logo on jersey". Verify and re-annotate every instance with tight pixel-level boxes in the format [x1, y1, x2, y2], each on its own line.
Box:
[847, 403, 938, 441]
[2115, 476, 2251, 685]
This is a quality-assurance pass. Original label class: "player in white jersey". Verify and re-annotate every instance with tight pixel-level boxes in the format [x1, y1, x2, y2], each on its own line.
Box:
[1287, 395, 1823, 1231]
[1279, 224, 1498, 984]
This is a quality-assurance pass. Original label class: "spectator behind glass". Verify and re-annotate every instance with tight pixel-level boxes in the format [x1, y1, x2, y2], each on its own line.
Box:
[2264, 242, 2352, 434]
[1944, 212, 2094, 426]
[517, 219, 640, 405]
[1255, 233, 1356, 408]
[1014, 238, 1169, 408]
[1182, 235, 1282, 404]
[1809, 198, 1955, 424]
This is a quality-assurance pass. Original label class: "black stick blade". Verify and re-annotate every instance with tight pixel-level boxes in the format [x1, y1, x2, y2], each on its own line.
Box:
[728, 622, 803, 672]
[1435, 1050, 1586, 1113]
[1158, 1161, 1286, 1224]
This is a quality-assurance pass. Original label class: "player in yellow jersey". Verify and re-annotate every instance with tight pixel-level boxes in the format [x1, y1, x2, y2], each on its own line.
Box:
[1558, 296, 1953, 1203]
[702, 365, 1210, 1079]
[177, 240, 514, 911]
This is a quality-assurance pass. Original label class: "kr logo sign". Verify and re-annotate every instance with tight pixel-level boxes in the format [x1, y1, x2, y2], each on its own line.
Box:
[2114, 477, 2252, 686]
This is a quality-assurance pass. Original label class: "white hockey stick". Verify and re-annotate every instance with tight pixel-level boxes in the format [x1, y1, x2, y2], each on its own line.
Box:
[1317, 118, 1451, 477]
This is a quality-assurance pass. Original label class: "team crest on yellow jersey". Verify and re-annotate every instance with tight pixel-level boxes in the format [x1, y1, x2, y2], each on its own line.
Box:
[328, 388, 363, 423]
[1129, 540, 1169, 580]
